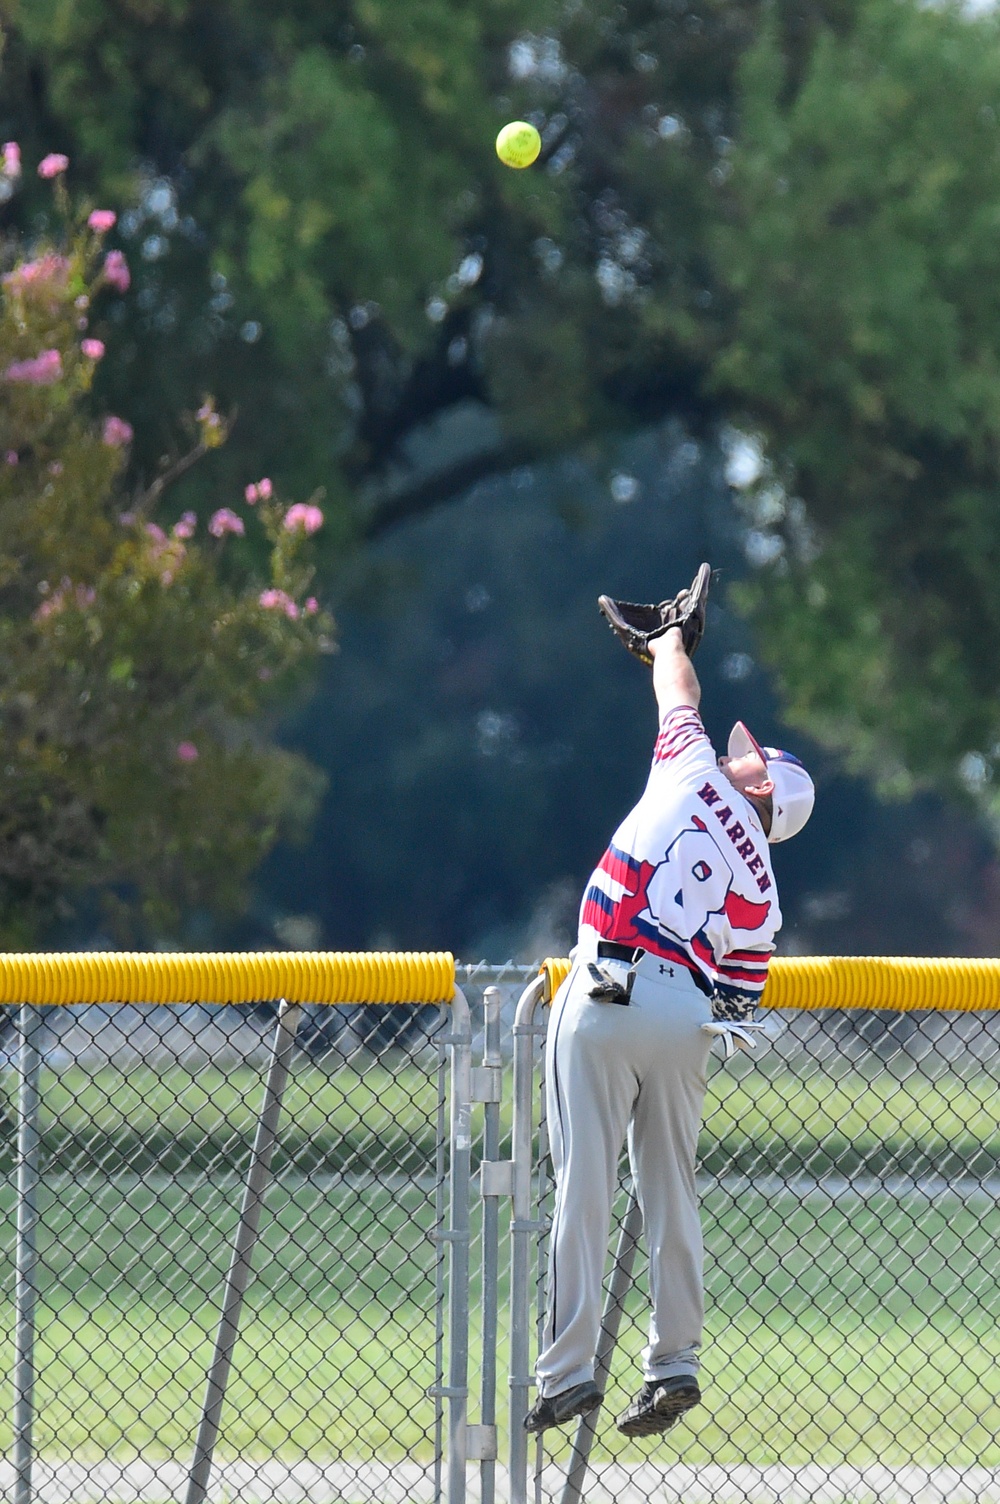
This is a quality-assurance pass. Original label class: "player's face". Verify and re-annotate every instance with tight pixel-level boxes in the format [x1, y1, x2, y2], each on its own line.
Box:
[718, 748, 772, 796]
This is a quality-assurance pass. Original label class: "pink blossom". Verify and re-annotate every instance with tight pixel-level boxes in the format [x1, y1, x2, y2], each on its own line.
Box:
[283, 502, 324, 535]
[208, 507, 245, 538]
[38, 153, 69, 179]
[103, 249, 130, 293]
[176, 741, 199, 763]
[3, 254, 71, 293]
[88, 209, 117, 233]
[23, 255, 68, 284]
[81, 338, 105, 360]
[305, 596, 319, 615]
[3, 255, 71, 313]
[102, 415, 133, 447]
[32, 579, 95, 622]
[2, 142, 20, 177]
[259, 588, 299, 620]
[142, 522, 185, 581]
[173, 511, 197, 540]
[245, 477, 272, 504]
[47, 461, 63, 477]
[5, 451, 18, 466]
[4, 349, 62, 384]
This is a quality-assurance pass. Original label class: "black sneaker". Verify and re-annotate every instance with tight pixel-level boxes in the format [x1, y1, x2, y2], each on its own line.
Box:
[616, 1375, 701, 1438]
[523, 1380, 603, 1433]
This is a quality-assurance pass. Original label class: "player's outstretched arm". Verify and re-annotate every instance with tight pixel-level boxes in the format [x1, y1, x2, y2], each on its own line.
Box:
[649, 626, 701, 718]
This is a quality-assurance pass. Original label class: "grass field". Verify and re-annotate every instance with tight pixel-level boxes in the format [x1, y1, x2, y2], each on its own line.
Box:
[1, 1052, 999, 1479]
[580, 1183, 1000, 1471]
[0, 1174, 441, 1463]
[3, 1050, 999, 1178]
[3, 1178, 998, 1471]
[0, 1059, 444, 1176]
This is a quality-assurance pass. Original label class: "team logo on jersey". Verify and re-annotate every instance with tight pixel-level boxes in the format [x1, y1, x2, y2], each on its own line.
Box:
[616, 815, 771, 945]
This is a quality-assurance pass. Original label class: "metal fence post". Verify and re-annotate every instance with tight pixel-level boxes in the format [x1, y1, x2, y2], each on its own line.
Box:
[446, 985, 473, 1504]
[185, 998, 303, 1504]
[478, 984, 503, 1504]
[560, 1187, 643, 1504]
[509, 975, 547, 1504]
[433, 1002, 450, 1504]
[13, 1002, 42, 1504]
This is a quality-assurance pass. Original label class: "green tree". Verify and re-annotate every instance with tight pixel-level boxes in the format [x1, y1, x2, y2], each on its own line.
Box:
[715, 0, 1000, 813]
[0, 157, 331, 943]
[0, 0, 755, 522]
[6, 0, 1000, 835]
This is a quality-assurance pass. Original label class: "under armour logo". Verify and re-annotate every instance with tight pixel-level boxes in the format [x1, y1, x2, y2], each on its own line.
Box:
[659, 964, 674, 977]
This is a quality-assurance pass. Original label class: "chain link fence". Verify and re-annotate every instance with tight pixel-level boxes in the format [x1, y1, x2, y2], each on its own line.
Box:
[2, 958, 1000, 1504]
[525, 1002, 1000, 1504]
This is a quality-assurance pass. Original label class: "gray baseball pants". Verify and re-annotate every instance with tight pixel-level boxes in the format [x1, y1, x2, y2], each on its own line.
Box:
[535, 951, 714, 1398]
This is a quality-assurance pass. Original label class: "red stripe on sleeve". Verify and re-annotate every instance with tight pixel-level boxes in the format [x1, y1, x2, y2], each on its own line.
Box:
[653, 708, 708, 765]
[716, 964, 770, 987]
[581, 895, 614, 935]
[598, 847, 638, 888]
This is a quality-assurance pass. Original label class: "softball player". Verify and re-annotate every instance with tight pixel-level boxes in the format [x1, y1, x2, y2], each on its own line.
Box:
[525, 617, 815, 1439]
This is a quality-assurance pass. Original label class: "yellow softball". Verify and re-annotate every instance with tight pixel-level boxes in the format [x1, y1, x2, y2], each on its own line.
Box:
[496, 121, 541, 170]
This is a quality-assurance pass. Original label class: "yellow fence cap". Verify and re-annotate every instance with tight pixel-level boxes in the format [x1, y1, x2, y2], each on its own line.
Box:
[539, 954, 1000, 1012]
[0, 951, 456, 1007]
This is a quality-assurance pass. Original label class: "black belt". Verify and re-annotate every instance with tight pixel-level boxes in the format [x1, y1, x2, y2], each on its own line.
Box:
[595, 940, 714, 998]
[597, 941, 644, 963]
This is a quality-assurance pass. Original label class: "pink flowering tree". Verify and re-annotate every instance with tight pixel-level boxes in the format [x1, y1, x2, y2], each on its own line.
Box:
[0, 152, 333, 944]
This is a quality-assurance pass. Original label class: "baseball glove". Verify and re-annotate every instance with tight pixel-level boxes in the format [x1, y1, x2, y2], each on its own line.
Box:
[598, 562, 712, 665]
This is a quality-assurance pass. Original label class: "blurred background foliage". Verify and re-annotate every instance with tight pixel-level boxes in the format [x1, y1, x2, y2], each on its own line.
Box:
[0, 168, 331, 944]
[2, 0, 1000, 955]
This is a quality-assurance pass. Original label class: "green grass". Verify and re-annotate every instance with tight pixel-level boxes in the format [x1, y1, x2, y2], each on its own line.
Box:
[0, 1174, 442, 1463]
[3, 1176, 999, 1470]
[1, 1054, 999, 1473]
[701, 1051, 1000, 1178]
[0, 1059, 444, 1175]
[560, 1183, 1000, 1470]
[2, 1053, 998, 1179]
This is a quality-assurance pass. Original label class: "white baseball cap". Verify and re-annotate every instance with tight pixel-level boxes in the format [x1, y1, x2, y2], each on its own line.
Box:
[727, 721, 815, 844]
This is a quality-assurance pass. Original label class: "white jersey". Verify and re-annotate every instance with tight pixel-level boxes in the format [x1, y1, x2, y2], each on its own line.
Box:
[579, 705, 781, 1001]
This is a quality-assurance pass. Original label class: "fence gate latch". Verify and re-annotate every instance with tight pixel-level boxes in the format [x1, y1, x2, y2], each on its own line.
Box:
[470, 1065, 502, 1103]
[466, 1424, 498, 1461]
[480, 1159, 514, 1198]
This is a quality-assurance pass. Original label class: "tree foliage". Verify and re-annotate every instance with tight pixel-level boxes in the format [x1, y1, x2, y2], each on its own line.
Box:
[717, 0, 1000, 812]
[4, 0, 1000, 860]
[0, 163, 331, 943]
[0, 0, 758, 517]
